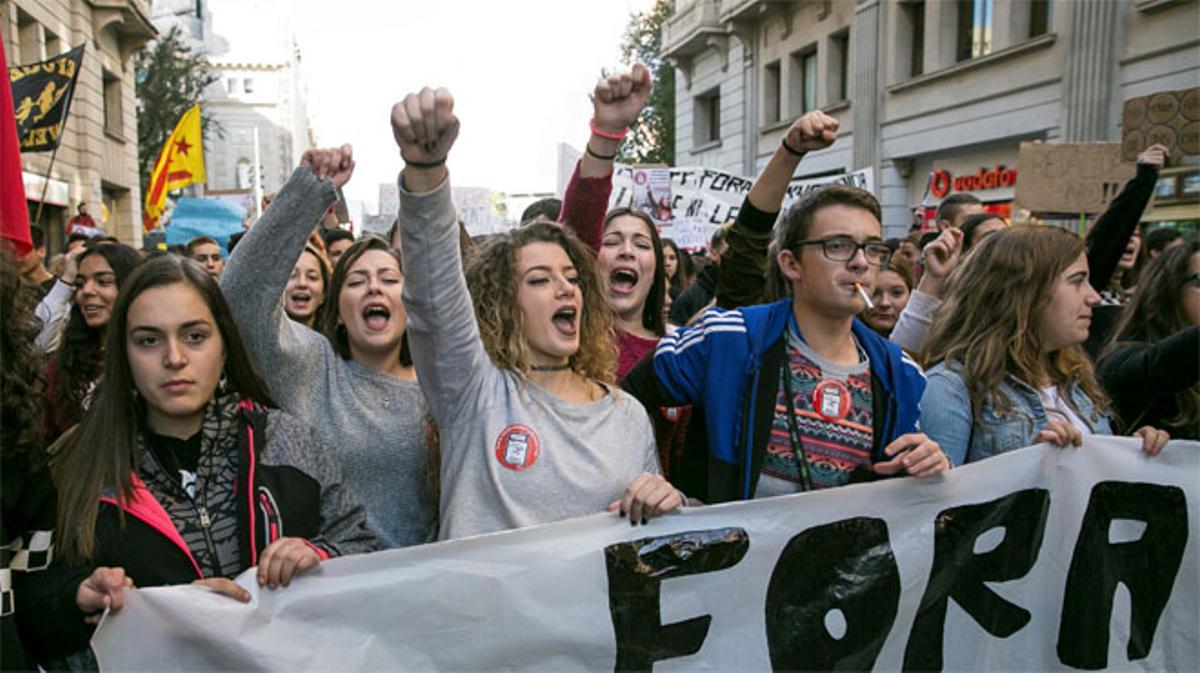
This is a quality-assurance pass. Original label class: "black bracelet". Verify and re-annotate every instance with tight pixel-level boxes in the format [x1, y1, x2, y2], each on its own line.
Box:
[585, 143, 617, 161]
[404, 156, 446, 169]
[781, 137, 805, 157]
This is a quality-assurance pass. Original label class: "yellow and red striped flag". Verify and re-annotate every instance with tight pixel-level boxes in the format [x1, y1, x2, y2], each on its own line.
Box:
[143, 104, 206, 232]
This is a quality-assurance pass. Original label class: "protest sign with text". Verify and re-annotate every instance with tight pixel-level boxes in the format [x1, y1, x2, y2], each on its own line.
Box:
[610, 165, 874, 250]
[94, 437, 1197, 671]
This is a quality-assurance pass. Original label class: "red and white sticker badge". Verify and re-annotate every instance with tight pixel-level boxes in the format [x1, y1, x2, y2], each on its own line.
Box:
[494, 424, 540, 471]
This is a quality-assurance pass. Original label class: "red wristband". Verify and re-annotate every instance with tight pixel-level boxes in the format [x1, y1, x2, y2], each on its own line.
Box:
[590, 118, 628, 141]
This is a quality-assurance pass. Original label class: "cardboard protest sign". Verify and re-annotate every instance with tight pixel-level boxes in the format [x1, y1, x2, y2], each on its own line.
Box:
[1015, 142, 1137, 214]
[1121, 88, 1200, 162]
[94, 437, 1199, 672]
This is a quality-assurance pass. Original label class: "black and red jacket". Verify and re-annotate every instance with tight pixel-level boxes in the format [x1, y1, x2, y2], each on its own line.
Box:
[17, 403, 377, 663]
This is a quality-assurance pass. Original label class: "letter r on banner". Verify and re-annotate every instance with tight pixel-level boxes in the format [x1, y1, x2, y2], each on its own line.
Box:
[903, 488, 1051, 671]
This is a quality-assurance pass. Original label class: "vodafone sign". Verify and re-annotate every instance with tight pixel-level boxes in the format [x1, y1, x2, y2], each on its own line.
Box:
[930, 164, 1018, 198]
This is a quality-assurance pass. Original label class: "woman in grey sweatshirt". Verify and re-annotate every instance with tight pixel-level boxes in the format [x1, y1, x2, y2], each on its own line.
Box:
[391, 87, 682, 540]
[220, 151, 436, 548]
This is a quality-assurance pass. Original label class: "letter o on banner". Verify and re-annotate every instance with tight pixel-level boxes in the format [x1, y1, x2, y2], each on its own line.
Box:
[765, 517, 901, 671]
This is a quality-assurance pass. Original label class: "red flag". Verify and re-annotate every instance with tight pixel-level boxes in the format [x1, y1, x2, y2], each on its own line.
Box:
[0, 33, 32, 257]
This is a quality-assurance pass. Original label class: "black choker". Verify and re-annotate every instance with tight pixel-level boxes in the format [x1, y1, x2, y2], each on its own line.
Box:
[530, 363, 571, 372]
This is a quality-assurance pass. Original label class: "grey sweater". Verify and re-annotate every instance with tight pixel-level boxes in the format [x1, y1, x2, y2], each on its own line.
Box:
[221, 168, 436, 548]
[398, 174, 659, 541]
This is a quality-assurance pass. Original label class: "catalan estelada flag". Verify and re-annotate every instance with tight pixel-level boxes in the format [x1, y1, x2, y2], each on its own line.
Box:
[144, 104, 206, 232]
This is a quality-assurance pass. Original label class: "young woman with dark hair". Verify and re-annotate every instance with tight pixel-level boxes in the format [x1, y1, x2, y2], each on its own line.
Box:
[221, 148, 436, 549]
[392, 86, 681, 540]
[1, 247, 57, 671]
[43, 241, 142, 441]
[598, 207, 668, 378]
[1099, 239, 1200, 439]
[20, 255, 376, 666]
[283, 244, 330, 329]
[862, 257, 915, 338]
[920, 226, 1170, 466]
[661, 237, 692, 299]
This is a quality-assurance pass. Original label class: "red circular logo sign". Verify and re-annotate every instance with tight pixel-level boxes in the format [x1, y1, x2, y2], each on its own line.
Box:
[930, 170, 952, 199]
[494, 424, 540, 471]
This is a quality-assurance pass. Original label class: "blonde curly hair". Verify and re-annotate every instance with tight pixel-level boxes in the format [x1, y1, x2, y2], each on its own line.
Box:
[465, 222, 617, 383]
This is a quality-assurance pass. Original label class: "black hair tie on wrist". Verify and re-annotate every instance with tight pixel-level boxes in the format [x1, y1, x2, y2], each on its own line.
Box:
[781, 137, 805, 157]
[404, 157, 446, 169]
[585, 143, 617, 161]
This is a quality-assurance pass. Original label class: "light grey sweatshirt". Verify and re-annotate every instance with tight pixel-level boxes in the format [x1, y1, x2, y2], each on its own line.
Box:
[398, 174, 659, 541]
[220, 168, 436, 548]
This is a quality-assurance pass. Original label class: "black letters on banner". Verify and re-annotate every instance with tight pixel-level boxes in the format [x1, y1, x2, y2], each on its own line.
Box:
[903, 488, 1050, 671]
[605, 527, 749, 672]
[764, 517, 900, 672]
[1056, 481, 1188, 670]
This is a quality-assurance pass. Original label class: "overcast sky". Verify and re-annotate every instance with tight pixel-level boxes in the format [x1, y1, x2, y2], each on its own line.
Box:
[291, 0, 657, 215]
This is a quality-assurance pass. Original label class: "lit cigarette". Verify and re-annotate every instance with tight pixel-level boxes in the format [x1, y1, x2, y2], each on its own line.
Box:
[855, 282, 874, 310]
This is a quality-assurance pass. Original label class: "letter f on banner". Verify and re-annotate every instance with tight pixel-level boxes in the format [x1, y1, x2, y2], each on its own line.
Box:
[605, 528, 749, 672]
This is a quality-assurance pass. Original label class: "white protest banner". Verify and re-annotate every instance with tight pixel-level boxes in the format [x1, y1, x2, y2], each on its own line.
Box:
[94, 437, 1198, 671]
[610, 165, 874, 250]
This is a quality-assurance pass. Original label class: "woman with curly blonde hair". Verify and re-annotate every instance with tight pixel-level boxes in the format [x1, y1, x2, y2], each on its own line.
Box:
[391, 86, 681, 540]
[920, 226, 1169, 466]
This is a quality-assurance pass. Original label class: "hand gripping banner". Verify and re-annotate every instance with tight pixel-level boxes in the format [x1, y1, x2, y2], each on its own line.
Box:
[93, 437, 1198, 671]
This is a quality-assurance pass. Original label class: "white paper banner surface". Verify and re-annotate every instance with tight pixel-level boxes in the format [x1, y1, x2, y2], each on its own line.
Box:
[609, 165, 875, 249]
[93, 438, 1198, 671]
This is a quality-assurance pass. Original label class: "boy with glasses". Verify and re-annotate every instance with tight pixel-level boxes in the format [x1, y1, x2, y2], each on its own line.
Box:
[624, 185, 948, 503]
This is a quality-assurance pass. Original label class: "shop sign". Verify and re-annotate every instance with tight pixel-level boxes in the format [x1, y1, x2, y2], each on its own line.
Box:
[929, 165, 1018, 198]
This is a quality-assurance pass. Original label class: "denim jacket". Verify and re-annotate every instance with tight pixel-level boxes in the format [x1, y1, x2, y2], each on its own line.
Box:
[920, 362, 1112, 466]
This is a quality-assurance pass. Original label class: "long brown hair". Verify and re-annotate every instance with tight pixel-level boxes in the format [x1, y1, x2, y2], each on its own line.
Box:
[465, 221, 617, 383]
[52, 255, 275, 562]
[1, 247, 46, 472]
[923, 226, 1108, 418]
[319, 236, 411, 367]
[48, 242, 142, 433]
[1106, 238, 1199, 429]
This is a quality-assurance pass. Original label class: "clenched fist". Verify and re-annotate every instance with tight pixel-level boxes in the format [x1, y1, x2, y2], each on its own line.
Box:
[390, 87, 459, 167]
[593, 63, 653, 136]
[784, 110, 839, 154]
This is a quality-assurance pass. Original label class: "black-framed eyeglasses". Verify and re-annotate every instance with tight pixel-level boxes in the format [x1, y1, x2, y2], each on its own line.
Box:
[790, 237, 892, 266]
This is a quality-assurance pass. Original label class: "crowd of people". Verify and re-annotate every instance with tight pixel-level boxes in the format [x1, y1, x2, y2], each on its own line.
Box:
[1, 63, 1196, 670]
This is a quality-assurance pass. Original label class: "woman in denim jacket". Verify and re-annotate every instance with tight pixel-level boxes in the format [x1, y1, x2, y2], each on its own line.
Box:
[919, 226, 1169, 466]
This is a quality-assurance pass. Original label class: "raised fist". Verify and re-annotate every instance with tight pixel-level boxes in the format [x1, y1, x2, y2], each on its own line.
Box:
[593, 63, 652, 135]
[390, 87, 459, 167]
[785, 110, 839, 154]
[300, 145, 355, 189]
[1137, 143, 1169, 170]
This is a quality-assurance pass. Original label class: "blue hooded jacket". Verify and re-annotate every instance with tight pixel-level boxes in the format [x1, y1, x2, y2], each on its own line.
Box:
[624, 299, 927, 502]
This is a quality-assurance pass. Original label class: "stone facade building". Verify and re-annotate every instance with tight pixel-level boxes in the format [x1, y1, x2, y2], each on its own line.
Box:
[663, 0, 1200, 237]
[3, 0, 155, 249]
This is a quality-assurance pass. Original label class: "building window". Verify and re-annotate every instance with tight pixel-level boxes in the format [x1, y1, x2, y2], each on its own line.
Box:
[763, 60, 781, 125]
[1029, 0, 1052, 37]
[956, 0, 993, 62]
[236, 158, 252, 189]
[789, 47, 818, 116]
[828, 29, 850, 104]
[43, 28, 60, 57]
[905, 1, 926, 77]
[227, 77, 238, 94]
[102, 70, 122, 137]
[16, 8, 40, 64]
[694, 88, 721, 146]
[243, 78, 254, 94]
